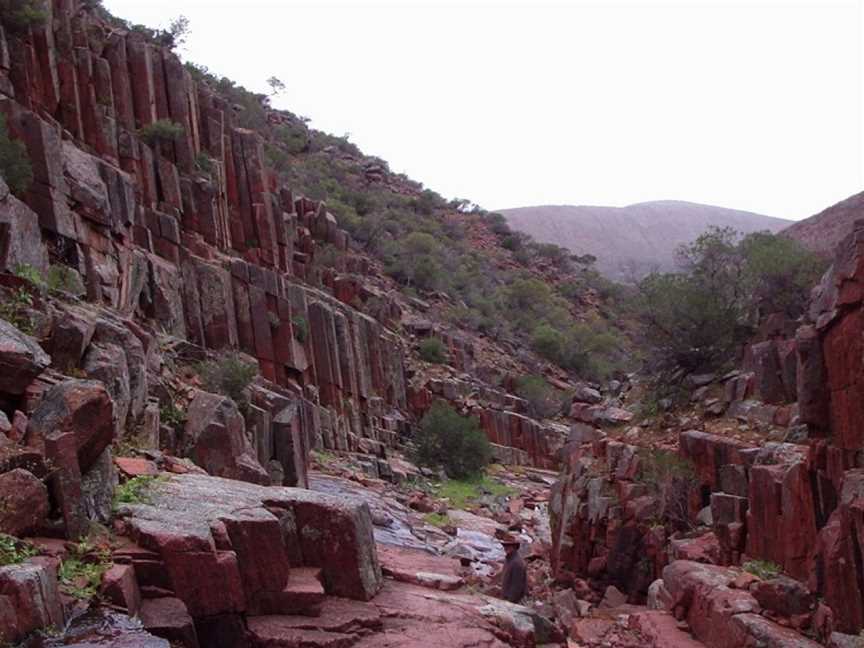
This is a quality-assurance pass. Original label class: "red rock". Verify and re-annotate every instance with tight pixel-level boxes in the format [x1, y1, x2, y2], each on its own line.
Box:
[252, 567, 325, 616]
[751, 576, 816, 618]
[100, 563, 142, 616]
[139, 597, 200, 648]
[26, 379, 115, 473]
[0, 469, 48, 536]
[670, 532, 721, 565]
[628, 611, 704, 648]
[44, 431, 88, 540]
[0, 559, 65, 645]
[115, 457, 158, 477]
[0, 319, 50, 395]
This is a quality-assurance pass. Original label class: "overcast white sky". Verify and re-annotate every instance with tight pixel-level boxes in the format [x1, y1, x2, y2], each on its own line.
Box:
[103, 0, 863, 221]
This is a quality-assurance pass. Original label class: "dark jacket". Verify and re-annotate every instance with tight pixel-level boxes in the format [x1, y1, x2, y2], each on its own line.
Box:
[501, 551, 528, 603]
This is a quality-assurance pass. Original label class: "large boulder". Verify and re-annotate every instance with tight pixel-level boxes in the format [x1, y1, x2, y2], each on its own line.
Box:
[0, 469, 49, 536]
[0, 319, 50, 395]
[26, 379, 115, 473]
[181, 390, 270, 485]
[0, 560, 65, 645]
[0, 177, 49, 274]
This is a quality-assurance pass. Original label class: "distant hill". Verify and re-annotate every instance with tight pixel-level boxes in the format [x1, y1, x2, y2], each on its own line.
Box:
[500, 201, 792, 280]
[781, 191, 864, 257]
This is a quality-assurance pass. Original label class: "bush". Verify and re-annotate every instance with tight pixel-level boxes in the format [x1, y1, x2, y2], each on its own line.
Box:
[639, 450, 696, 529]
[515, 375, 564, 419]
[0, 0, 47, 31]
[418, 337, 447, 364]
[413, 403, 492, 479]
[197, 352, 258, 406]
[138, 119, 185, 146]
[0, 113, 33, 197]
[742, 559, 782, 580]
[292, 316, 308, 343]
[0, 534, 36, 566]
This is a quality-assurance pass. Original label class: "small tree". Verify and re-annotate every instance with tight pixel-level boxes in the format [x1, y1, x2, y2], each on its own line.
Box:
[267, 76, 286, 97]
[414, 403, 492, 479]
[0, 0, 48, 32]
[639, 450, 696, 530]
[515, 375, 564, 419]
[138, 119, 185, 146]
[161, 15, 190, 49]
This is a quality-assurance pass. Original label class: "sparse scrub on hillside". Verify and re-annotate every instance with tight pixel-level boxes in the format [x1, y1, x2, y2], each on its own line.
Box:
[638, 450, 696, 530]
[138, 119, 185, 146]
[413, 402, 492, 479]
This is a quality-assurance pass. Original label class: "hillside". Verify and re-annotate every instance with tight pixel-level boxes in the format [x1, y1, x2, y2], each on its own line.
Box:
[782, 190, 864, 256]
[500, 200, 791, 279]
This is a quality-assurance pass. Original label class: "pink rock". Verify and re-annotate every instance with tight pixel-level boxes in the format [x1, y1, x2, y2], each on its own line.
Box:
[0, 469, 49, 536]
[100, 564, 142, 616]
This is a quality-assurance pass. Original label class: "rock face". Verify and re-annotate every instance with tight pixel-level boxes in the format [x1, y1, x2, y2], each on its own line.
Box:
[0, 560, 65, 645]
[0, 320, 50, 395]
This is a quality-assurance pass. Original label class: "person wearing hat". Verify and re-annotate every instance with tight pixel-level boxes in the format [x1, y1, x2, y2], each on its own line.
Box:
[500, 534, 528, 604]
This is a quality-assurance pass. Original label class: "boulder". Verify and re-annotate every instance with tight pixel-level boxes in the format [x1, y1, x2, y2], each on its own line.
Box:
[139, 597, 199, 648]
[0, 469, 49, 536]
[26, 379, 115, 473]
[181, 390, 270, 485]
[47, 305, 96, 371]
[751, 576, 816, 618]
[0, 319, 50, 395]
[0, 560, 65, 645]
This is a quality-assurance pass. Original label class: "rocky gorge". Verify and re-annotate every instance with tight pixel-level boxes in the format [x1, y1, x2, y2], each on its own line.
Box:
[1, 2, 864, 647]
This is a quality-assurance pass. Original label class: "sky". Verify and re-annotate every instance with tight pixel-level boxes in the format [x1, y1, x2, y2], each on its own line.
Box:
[102, 0, 863, 221]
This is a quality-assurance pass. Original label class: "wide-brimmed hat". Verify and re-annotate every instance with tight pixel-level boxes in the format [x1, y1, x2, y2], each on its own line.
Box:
[499, 533, 521, 546]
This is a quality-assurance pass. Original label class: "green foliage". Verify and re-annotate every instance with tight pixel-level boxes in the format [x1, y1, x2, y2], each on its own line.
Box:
[743, 559, 782, 580]
[138, 119, 185, 146]
[635, 227, 825, 372]
[195, 152, 215, 177]
[434, 474, 514, 509]
[515, 375, 565, 419]
[531, 320, 623, 380]
[113, 475, 163, 509]
[197, 353, 258, 405]
[0, 534, 36, 566]
[414, 403, 492, 479]
[58, 541, 111, 600]
[12, 262, 44, 288]
[292, 316, 309, 343]
[0, 0, 47, 31]
[0, 113, 34, 197]
[418, 337, 447, 364]
[160, 401, 185, 428]
[45, 264, 83, 295]
[423, 512, 450, 527]
[0, 288, 35, 334]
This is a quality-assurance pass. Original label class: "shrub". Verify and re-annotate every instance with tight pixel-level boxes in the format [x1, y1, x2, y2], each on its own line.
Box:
[292, 316, 309, 343]
[418, 337, 447, 364]
[742, 559, 782, 580]
[113, 475, 162, 509]
[639, 450, 696, 529]
[195, 152, 215, 177]
[197, 352, 258, 406]
[435, 474, 514, 509]
[46, 264, 84, 295]
[516, 375, 565, 419]
[0, 0, 47, 31]
[0, 113, 33, 197]
[0, 288, 35, 334]
[0, 534, 36, 566]
[58, 540, 111, 600]
[138, 119, 185, 146]
[413, 402, 492, 479]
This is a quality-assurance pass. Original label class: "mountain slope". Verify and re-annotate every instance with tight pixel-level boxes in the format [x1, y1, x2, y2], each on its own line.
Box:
[500, 200, 792, 279]
[781, 191, 864, 257]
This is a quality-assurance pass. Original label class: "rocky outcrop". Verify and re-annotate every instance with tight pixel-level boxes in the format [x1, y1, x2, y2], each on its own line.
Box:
[0, 319, 49, 395]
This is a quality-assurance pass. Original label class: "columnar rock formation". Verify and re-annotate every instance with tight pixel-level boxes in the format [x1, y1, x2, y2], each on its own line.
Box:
[550, 220, 864, 642]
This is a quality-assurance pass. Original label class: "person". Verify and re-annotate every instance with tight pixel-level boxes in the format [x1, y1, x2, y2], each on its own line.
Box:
[500, 534, 528, 604]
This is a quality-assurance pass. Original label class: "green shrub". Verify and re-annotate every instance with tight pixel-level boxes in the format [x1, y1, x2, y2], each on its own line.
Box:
[413, 403, 492, 479]
[0, 114, 33, 197]
[434, 474, 514, 509]
[195, 152, 215, 177]
[58, 541, 111, 600]
[418, 337, 447, 364]
[0, 0, 47, 31]
[292, 316, 309, 343]
[138, 119, 185, 146]
[0, 288, 35, 334]
[0, 534, 36, 566]
[197, 352, 258, 405]
[639, 450, 697, 529]
[515, 375, 565, 419]
[742, 559, 782, 580]
[113, 475, 163, 509]
[46, 264, 84, 295]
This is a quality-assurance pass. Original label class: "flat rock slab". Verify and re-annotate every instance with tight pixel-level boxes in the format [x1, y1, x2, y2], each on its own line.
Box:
[117, 473, 382, 617]
[377, 545, 463, 591]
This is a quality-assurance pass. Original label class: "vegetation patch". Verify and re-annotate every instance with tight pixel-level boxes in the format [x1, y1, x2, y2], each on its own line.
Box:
[418, 337, 447, 364]
[0, 534, 37, 566]
[435, 474, 515, 510]
[197, 352, 258, 406]
[515, 375, 566, 419]
[743, 559, 782, 580]
[0, 0, 48, 32]
[113, 475, 164, 509]
[292, 316, 309, 343]
[413, 403, 492, 479]
[423, 512, 451, 528]
[638, 450, 697, 530]
[0, 287, 35, 335]
[58, 540, 111, 600]
[138, 119, 185, 146]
